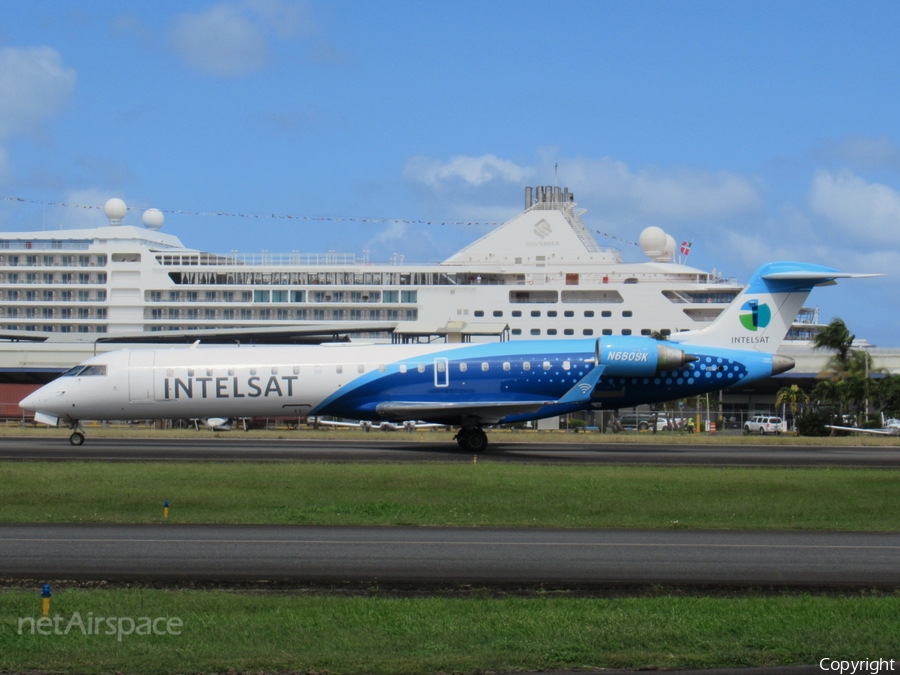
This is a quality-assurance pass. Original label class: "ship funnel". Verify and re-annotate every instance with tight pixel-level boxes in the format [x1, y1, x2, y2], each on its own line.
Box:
[525, 186, 533, 209]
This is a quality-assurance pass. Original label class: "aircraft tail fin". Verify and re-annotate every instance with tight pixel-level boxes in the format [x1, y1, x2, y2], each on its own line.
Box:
[669, 262, 877, 353]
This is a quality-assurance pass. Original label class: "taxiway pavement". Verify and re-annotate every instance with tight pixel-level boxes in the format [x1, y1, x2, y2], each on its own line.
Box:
[1, 524, 897, 585]
[1, 436, 899, 467]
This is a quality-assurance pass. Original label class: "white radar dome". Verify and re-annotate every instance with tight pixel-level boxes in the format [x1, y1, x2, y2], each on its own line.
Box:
[639, 226, 667, 259]
[104, 198, 127, 226]
[142, 208, 164, 231]
[661, 234, 677, 262]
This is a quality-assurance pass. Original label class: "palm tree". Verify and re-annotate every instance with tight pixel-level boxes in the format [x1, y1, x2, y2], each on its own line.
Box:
[776, 384, 809, 417]
[813, 318, 855, 379]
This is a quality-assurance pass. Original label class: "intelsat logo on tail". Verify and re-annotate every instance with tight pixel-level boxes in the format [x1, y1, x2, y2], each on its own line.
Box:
[739, 300, 771, 331]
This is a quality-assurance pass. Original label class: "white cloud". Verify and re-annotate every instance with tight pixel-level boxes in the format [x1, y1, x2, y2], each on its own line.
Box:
[0, 45, 76, 185]
[561, 156, 763, 224]
[404, 154, 533, 188]
[809, 169, 900, 244]
[817, 135, 900, 171]
[170, 0, 310, 77]
[0, 46, 77, 141]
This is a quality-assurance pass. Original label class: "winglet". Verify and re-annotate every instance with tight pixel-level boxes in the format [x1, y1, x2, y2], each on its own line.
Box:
[558, 365, 606, 405]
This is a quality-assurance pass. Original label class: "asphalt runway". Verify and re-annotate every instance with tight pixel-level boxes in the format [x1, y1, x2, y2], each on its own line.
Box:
[2, 524, 898, 585]
[1, 436, 900, 467]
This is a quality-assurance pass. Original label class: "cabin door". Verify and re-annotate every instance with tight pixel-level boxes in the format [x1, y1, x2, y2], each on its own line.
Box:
[434, 358, 449, 387]
[128, 350, 156, 403]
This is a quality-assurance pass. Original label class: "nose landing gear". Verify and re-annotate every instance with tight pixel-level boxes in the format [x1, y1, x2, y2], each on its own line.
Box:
[67, 422, 86, 446]
[455, 427, 488, 452]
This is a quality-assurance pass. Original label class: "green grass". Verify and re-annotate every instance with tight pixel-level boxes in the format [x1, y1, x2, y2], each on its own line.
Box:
[2, 462, 898, 530]
[2, 588, 898, 673]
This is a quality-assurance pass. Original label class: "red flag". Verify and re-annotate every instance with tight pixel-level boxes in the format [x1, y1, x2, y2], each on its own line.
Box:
[680, 241, 692, 256]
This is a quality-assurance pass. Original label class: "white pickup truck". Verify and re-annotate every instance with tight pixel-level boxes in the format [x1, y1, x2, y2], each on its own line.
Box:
[743, 416, 786, 435]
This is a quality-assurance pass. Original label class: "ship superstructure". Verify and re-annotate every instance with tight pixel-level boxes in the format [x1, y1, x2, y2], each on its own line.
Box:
[0, 188, 815, 344]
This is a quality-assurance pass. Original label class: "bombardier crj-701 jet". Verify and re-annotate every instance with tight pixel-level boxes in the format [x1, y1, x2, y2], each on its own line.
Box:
[21, 262, 874, 450]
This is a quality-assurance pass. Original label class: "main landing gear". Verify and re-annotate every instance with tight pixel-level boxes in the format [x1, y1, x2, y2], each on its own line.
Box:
[68, 421, 85, 446]
[455, 427, 488, 452]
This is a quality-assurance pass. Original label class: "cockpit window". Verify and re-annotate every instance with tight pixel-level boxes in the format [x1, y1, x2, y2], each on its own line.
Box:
[61, 364, 107, 377]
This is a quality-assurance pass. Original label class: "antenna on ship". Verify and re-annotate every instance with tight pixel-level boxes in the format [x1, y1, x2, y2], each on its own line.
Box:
[554, 163, 558, 188]
[104, 198, 127, 226]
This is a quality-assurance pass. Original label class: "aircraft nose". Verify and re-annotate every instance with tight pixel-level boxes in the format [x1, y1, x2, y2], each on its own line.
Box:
[19, 390, 41, 412]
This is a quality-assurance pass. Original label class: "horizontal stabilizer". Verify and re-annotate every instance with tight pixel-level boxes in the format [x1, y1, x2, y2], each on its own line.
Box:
[761, 272, 880, 281]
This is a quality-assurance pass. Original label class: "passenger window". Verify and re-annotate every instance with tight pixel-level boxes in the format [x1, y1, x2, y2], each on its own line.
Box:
[531, 310, 541, 317]
[460, 362, 468, 372]
[474, 310, 484, 317]
[358, 364, 365, 373]
[623, 311, 633, 317]
[399, 364, 407, 374]
[336, 365, 343, 374]
[523, 361, 531, 371]
[562, 361, 571, 370]
[417, 363, 425, 373]
[641, 329, 651, 336]
[481, 362, 489, 372]
[314, 365, 322, 374]
[503, 362, 510, 371]
[542, 361, 551, 371]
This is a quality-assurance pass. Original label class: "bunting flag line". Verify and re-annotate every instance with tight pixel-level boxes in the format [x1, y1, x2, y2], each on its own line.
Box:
[1, 196, 503, 228]
[595, 230, 640, 248]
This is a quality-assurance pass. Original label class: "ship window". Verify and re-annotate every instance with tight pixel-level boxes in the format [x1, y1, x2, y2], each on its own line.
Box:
[512, 310, 522, 318]
[531, 310, 540, 317]
[459, 362, 468, 372]
[474, 311, 484, 317]
[511, 329, 522, 335]
[583, 328, 594, 336]
[530, 328, 540, 335]
[272, 290, 288, 303]
[547, 310, 557, 318]
[253, 290, 270, 303]
[564, 329, 574, 336]
[401, 290, 417, 303]
[291, 290, 305, 302]
[417, 363, 425, 373]
[399, 364, 407, 374]
[584, 311, 594, 318]
[493, 310, 503, 317]
[547, 328, 557, 335]
[564, 311, 574, 318]
[383, 291, 399, 303]
[622, 329, 632, 336]
[481, 362, 489, 372]
[602, 329, 613, 335]
[602, 311, 612, 318]
[661, 329, 672, 336]
[625, 278, 638, 284]
[623, 310, 633, 317]
[503, 362, 510, 371]
[641, 329, 652, 336]
[523, 361, 531, 371]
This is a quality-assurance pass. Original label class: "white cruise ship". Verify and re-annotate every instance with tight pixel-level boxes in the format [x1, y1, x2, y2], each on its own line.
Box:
[0, 187, 818, 347]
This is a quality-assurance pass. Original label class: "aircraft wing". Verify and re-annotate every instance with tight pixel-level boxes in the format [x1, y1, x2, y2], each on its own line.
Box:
[824, 425, 899, 436]
[375, 400, 553, 425]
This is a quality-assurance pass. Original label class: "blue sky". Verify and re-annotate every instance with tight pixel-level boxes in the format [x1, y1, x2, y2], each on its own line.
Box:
[1, 0, 898, 344]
